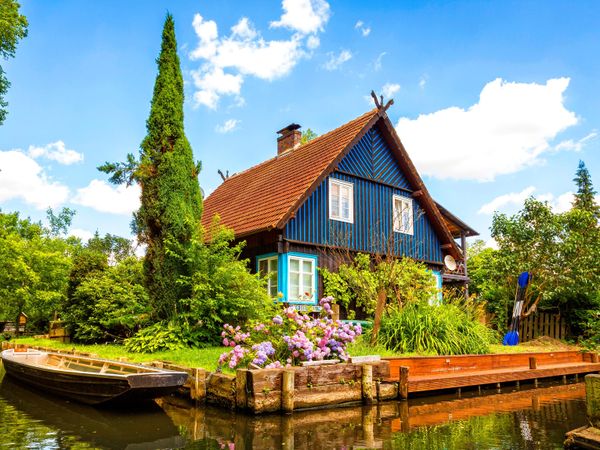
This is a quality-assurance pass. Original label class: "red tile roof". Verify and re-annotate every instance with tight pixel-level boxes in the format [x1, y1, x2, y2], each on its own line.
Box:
[201, 107, 465, 259]
[202, 108, 379, 237]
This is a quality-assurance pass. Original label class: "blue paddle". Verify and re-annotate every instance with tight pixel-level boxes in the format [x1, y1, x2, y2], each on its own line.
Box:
[502, 271, 530, 346]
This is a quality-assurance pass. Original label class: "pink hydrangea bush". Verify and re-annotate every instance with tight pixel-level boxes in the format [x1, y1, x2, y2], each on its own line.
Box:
[217, 297, 361, 370]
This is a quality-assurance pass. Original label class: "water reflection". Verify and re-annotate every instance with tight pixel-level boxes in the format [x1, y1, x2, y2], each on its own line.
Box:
[158, 382, 587, 449]
[0, 363, 589, 449]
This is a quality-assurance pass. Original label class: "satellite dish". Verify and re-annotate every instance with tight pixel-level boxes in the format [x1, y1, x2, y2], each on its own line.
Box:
[444, 255, 457, 271]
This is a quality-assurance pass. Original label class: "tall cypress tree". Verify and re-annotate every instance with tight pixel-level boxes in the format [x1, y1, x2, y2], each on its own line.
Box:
[573, 160, 599, 217]
[100, 14, 202, 319]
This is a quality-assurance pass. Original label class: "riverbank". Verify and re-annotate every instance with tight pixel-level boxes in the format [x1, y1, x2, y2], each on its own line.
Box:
[6, 336, 582, 373]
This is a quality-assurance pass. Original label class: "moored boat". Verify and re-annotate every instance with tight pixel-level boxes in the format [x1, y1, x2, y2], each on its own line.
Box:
[1, 348, 188, 405]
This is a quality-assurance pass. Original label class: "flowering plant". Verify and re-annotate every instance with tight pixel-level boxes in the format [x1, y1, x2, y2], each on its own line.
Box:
[217, 297, 361, 370]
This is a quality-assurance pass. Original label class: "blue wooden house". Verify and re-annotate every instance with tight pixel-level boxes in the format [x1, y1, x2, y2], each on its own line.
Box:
[202, 101, 477, 309]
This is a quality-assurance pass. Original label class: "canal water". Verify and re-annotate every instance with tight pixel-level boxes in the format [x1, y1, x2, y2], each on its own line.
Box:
[0, 364, 588, 449]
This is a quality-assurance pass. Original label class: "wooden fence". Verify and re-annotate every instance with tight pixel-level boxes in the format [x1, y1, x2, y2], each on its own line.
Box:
[518, 312, 567, 342]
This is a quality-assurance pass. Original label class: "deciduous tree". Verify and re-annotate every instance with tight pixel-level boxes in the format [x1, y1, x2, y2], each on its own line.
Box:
[0, 0, 28, 125]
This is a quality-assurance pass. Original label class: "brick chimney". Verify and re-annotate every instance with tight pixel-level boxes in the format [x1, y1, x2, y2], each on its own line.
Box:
[277, 123, 302, 155]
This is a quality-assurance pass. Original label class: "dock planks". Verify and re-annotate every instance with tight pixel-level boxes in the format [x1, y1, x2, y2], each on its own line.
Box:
[385, 351, 600, 396]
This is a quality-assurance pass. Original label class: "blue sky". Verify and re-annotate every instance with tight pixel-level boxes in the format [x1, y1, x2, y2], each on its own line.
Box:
[1, 0, 598, 246]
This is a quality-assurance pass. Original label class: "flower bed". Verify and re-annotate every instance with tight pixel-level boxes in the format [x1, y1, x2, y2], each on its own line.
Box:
[218, 297, 362, 370]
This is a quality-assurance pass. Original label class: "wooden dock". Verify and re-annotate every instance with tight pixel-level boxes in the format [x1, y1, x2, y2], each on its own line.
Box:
[385, 351, 600, 397]
[3, 341, 599, 413]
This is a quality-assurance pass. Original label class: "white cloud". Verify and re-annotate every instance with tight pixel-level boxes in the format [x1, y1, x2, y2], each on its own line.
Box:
[479, 187, 600, 216]
[270, 0, 330, 34]
[478, 186, 536, 214]
[374, 52, 386, 71]
[382, 82, 400, 99]
[323, 50, 352, 71]
[70, 228, 94, 242]
[28, 140, 83, 165]
[354, 20, 371, 37]
[0, 150, 70, 209]
[306, 35, 320, 50]
[216, 119, 240, 133]
[485, 238, 499, 250]
[554, 131, 597, 152]
[192, 67, 243, 109]
[396, 78, 579, 181]
[537, 191, 576, 213]
[72, 179, 141, 215]
[419, 75, 427, 89]
[191, 2, 329, 108]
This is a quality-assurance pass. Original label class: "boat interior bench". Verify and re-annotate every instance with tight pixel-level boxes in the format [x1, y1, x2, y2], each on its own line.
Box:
[45, 354, 150, 375]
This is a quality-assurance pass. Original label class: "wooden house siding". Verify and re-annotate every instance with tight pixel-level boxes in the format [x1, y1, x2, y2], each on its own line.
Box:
[337, 127, 411, 190]
[284, 125, 444, 264]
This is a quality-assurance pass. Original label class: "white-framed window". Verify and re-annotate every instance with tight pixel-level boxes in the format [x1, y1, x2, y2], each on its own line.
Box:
[258, 256, 278, 298]
[329, 178, 354, 223]
[393, 195, 414, 235]
[288, 255, 315, 302]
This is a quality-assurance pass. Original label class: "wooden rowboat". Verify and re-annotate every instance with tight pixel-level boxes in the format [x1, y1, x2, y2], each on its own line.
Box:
[1, 348, 188, 405]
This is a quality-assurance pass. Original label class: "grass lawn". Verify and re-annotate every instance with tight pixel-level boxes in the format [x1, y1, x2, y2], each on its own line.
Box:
[7, 335, 581, 373]
[9, 337, 224, 371]
[347, 335, 580, 358]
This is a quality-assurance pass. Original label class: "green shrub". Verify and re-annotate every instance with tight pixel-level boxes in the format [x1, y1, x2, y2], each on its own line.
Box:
[379, 301, 498, 355]
[581, 308, 600, 351]
[123, 321, 205, 353]
[321, 253, 438, 319]
[63, 257, 150, 343]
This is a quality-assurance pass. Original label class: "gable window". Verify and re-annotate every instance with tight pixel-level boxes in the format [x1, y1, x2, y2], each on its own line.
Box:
[329, 178, 354, 223]
[393, 195, 414, 234]
[288, 255, 315, 302]
[258, 255, 278, 298]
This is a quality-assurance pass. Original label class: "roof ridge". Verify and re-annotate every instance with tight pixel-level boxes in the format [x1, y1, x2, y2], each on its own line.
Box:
[220, 108, 379, 184]
[290, 108, 379, 151]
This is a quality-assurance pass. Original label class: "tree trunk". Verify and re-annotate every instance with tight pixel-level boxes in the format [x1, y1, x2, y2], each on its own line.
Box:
[370, 288, 387, 346]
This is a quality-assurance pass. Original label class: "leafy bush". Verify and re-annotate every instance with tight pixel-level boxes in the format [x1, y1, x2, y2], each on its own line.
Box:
[217, 297, 362, 370]
[64, 257, 150, 343]
[379, 301, 498, 355]
[123, 321, 204, 353]
[322, 253, 438, 319]
[123, 219, 275, 352]
[581, 307, 600, 351]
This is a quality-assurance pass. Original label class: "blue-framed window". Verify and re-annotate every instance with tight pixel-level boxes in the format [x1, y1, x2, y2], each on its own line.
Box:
[256, 252, 318, 304]
[287, 253, 318, 303]
[257, 253, 279, 298]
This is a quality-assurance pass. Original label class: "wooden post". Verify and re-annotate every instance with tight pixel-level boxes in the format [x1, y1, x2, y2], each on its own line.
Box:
[529, 357, 537, 370]
[282, 414, 294, 448]
[592, 353, 599, 364]
[399, 399, 410, 432]
[363, 407, 375, 447]
[282, 369, 295, 412]
[331, 303, 340, 321]
[586, 374, 600, 428]
[235, 369, 247, 409]
[362, 364, 374, 404]
[399, 366, 409, 400]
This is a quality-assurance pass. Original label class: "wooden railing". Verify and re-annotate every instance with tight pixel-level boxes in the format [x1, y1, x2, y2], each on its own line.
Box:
[518, 312, 567, 342]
